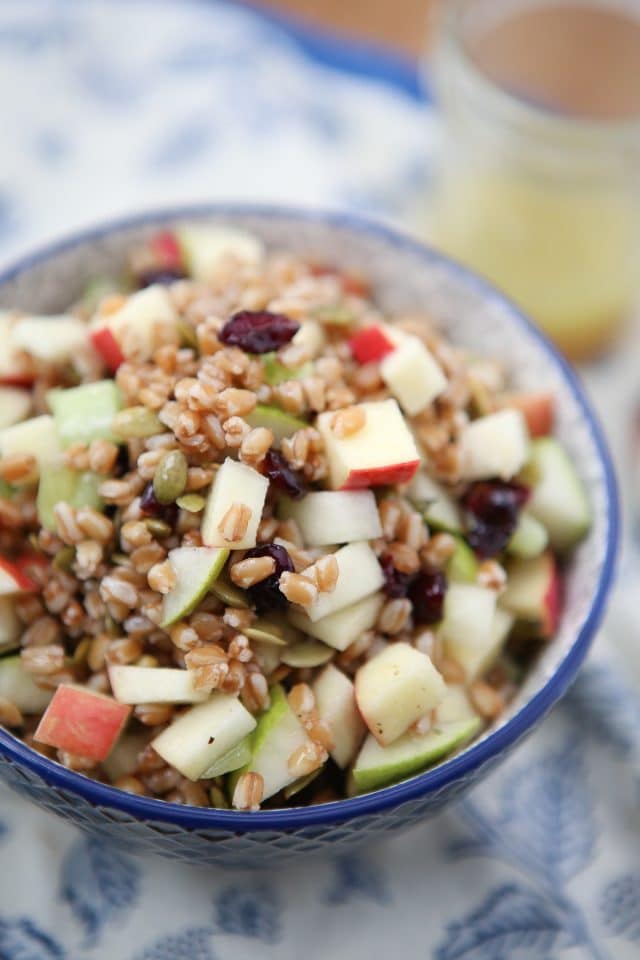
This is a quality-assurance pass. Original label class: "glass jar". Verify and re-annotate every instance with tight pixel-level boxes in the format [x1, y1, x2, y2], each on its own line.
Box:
[428, 0, 640, 360]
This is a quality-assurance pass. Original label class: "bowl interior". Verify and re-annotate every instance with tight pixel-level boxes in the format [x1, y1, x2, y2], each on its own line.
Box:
[0, 207, 615, 821]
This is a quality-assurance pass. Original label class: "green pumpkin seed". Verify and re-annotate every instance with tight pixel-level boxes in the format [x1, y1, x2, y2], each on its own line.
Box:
[280, 641, 334, 668]
[245, 618, 288, 647]
[53, 545, 76, 571]
[153, 450, 188, 504]
[176, 319, 199, 351]
[176, 493, 206, 513]
[144, 518, 173, 538]
[112, 406, 163, 439]
[313, 302, 357, 326]
[210, 576, 249, 608]
[111, 552, 133, 567]
[72, 637, 90, 665]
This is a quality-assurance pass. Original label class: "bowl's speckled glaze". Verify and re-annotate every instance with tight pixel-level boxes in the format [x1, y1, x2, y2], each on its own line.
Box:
[0, 207, 618, 866]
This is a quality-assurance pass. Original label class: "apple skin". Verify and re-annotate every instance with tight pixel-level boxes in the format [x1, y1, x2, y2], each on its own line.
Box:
[349, 325, 396, 364]
[542, 557, 562, 637]
[0, 556, 39, 594]
[501, 552, 562, 638]
[151, 230, 183, 270]
[501, 392, 554, 438]
[34, 685, 131, 761]
[90, 327, 125, 373]
[0, 372, 34, 388]
[340, 460, 420, 490]
[14, 553, 48, 588]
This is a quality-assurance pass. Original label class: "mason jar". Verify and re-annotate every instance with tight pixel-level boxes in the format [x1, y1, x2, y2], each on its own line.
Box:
[428, 0, 640, 360]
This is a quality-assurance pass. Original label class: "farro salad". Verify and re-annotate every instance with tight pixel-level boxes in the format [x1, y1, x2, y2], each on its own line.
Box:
[0, 225, 591, 810]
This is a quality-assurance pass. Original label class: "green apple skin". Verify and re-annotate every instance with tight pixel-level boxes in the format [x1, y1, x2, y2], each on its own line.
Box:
[524, 438, 592, 551]
[47, 380, 123, 446]
[161, 547, 229, 628]
[352, 717, 482, 793]
[200, 736, 252, 779]
[447, 538, 479, 583]
[246, 404, 308, 443]
[37, 467, 103, 532]
[507, 511, 549, 559]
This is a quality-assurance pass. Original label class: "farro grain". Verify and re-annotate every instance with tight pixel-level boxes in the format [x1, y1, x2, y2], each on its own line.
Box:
[0, 453, 38, 485]
[100, 576, 138, 609]
[377, 598, 412, 635]
[230, 556, 276, 588]
[470, 679, 504, 719]
[239, 427, 273, 466]
[58, 751, 97, 771]
[21, 615, 61, 647]
[0, 697, 23, 727]
[114, 775, 147, 795]
[143, 766, 182, 794]
[106, 636, 144, 665]
[330, 405, 366, 438]
[222, 608, 253, 632]
[147, 560, 177, 594]
[287, 742, 326, 778]
[218, 502, 251, 543]
[477, 560, 507, 592]
[421, 532, 457, 569]
[278, 571, 318, 607]
[439, 655, 466, 684]
[21, 644, 65, 675]
[134, 703, 174, 726]
[386, 542, 420, 574]
[130, 542, 166, 573]
[232, 772, 264, 810]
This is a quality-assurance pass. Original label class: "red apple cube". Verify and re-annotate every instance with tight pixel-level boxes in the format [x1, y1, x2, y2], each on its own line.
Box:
[151, 230, 183, 270]
[90, 327, 125, 373]
[316, 398, 420, 490]
[349, 324, 398, 364]
[34, 684, 131, 762]
[0, 557, 39, 595]
[500, 552, 562, 637]
[500, 392, 555, 438]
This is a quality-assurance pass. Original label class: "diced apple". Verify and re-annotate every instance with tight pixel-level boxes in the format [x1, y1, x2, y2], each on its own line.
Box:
[0, 311, 35, 385]
[444, 602, 513, 680]
[0, 655, 52, 713]
[37, 467, 103, 532]
[109, 665, 209, 704]
[90, 327, 125, 372]
[313, 664, 365, 768]
[435, 684, 480, 726]
[246, 404, 308, 444]
[230, 684, 316, 802]
[10, 315, 88, 364]
[459, 409, 530, 481]
[447, 538, 479, 583]
[349, 324, 398, 364]
[34, 685, 131, 761]
[0, 557, 38, 595]
[439, 584, 497, 670]
[0, 597, 20, 653]
[262, 352, 313, 385]
[278, 490, 382, 547]
[293, 320, 326, 358]
[499, 391, 554, 438]
[303, 542, 384, 622]
[406, 471, 463, 533]
[201, 458, 268, 550]
[524, 438, 591, 551]
[355, 642, 446, 746]
[152, 692, 257, 781]
[90, 285, 179, 364]
[507, 511, 549, 559]
[200, 735, 252, 779]
[352, 717, 481, 793]
[150, 230, 183, 270]
[289, 592, 384, 651]
[47, 380, 123, 447]
[161, 546, 229, 627]
[0, 387, 31, 430]
[177, 225, 264, 281]
[500, 552, 561, 637]
[0, 415, 62, 469]
[317, 399, 420, 490]
[102, 731, 150, 782]
[380, 335, 447, 416]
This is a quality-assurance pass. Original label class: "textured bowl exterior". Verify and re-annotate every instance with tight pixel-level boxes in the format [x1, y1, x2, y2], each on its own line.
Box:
[0, 207, 618, 866]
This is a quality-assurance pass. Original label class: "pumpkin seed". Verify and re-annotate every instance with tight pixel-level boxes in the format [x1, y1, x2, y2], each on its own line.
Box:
[112, 406, 163, 439]
[210, 576, 249, 608]
[153, 450, 188, 504]
[143, 518, 172, 538]
[53, 545, 76, 571]
[176, 493, 206, 513]
[111, 552, 133, 567]
[313, 302, 356, 327]
[283, 769, 321, 800]
[176, 319, 199, 351]
[251, 641, 282, 677]
[73, 637, 90, 665]
[280, 641, 334, 668]
[245, 618, 288, 647]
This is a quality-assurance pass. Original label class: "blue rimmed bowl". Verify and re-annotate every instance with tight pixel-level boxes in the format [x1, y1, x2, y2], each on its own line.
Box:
[0, 206, 618, 866]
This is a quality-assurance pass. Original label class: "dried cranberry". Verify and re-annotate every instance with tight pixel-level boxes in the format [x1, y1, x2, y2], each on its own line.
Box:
[380, 554, 413, 599]
[243, 543, 294, 613]
[464, 481, 529, 558]
[263, 450, 307, 500]
[219, 311, 299, 354]
[136, 267, 187, 289]
[139, 482, 178, 526]
[409, 571, 447, 625]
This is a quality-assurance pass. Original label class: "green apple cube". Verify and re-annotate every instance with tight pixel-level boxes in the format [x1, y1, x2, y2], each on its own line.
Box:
[161, 546, 229, 628]
[439, 584, 497, 664]
[262, 352, 313, 386]
[152, 692, 257, 781]
[200, 735, 252, 779]
[0, 655, 53, 713]
[10, 315, 88, 363]
[0, 415, 62, 468]
[380, 334, 447, 416]
[435, 684, 480, 726]
[47, 380, 123, 446]
[37, 467, 103, 532]
[0, 597, 21, 654]
[508, 511, 549, 558]
[292, 593, 385, 652]
[525, 438, 592, 551]
[279, 490, 382, 547]
[177, 225, 264, 281]
[313, 664, 366, 768]
[352, 718, 482, 793]
[102, 731, 150, 782]
[447, 538, 479, 583]
[0, 386, 31, 430]
[444, 605, 513, 680]
[355, 642, 446, 746]
[293, 320, 326, 358]
[500, 552, 560, 637]
[459, 409, 530, 481]
[245, 404, 308, 444]
[94, 285, 179, 363]
[109, 665, 210, 705]
[406, 471, 462, 534]
[304, 542, 384, 622]
[201, 458, 268, 550]
[231, 684, 316, 802]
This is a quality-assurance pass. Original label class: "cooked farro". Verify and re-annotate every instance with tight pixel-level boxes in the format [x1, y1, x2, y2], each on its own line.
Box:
[0, 225, 587, 811]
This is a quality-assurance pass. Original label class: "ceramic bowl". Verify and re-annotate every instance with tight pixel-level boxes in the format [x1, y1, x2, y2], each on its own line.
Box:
[0, 206, 618, 866]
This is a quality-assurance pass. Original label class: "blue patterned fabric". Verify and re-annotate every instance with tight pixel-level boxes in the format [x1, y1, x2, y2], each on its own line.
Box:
[0, 2, 638, 957]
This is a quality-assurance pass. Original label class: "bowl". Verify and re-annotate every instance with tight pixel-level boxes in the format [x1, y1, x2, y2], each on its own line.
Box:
[0, 205, 618, 866]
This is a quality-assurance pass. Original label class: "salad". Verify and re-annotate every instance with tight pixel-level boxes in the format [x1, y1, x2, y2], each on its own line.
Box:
[0, 224, 591, 810]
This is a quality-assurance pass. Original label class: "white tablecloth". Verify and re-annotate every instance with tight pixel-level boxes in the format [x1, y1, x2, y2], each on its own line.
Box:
[1, 3, 639, 958]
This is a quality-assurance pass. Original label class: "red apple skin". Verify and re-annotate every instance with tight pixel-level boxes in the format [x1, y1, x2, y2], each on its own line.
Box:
[349, 326, 396, 365]
[151, 230, 183, 270]
[340, 459, 420, 490]
[34, 685, 131, 762]
[14, 553, 47, 588]
[542, 555, 562, 637]
[90, 328, 125, 373]
[0, 556, 39, 594]
[0, 372, 35, 388]
[501, 392, 554, 438]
